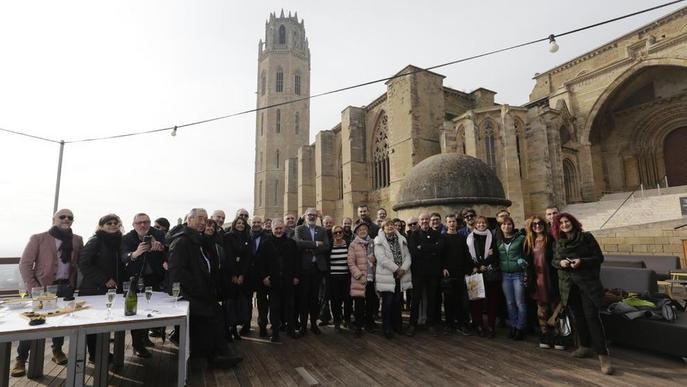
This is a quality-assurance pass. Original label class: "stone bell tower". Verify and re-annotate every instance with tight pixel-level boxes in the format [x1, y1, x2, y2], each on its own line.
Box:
[254, 9, 311, 219]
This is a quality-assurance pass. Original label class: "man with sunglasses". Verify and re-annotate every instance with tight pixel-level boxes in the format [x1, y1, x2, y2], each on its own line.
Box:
[458, 208, 476, 237]
[13, 209, 84, 377]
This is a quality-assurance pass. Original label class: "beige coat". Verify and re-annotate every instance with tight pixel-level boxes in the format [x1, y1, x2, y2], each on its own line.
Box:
[348, 236, 375, 298]
[19, 231, 84, 289]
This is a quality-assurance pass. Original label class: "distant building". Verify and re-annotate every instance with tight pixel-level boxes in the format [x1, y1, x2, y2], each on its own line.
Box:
[254, 7, 687, 225]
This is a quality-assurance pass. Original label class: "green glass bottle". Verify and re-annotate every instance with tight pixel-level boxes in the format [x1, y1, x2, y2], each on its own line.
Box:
[124, 276, 138, 316]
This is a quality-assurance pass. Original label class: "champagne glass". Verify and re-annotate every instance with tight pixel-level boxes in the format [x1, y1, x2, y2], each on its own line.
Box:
[137, 277, 145, 293]
[18, 282, 27, 299]
[67, 289, 80, 318]
[106, 289, 116, 319]
[172, 282, 180, 308]
[144, 286, 153, 310]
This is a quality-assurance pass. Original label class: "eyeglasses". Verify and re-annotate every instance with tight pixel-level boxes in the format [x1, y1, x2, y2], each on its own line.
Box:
[105, 221, 120, 226]
[59, 215, 74, 221]
[408, 222, 418, 226]
[464, 214, 475, 219]
[333, 231, 343, 235]
[134, 220, 151, 225]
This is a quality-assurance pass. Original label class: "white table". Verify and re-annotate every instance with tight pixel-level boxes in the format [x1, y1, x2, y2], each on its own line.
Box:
[0, 292, 189, 387]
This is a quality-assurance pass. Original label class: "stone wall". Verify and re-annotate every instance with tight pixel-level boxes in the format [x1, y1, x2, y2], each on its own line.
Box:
[592, 218, 687, 268]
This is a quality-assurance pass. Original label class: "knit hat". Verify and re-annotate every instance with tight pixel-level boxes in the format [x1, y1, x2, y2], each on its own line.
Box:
[353, 222, 369, 234]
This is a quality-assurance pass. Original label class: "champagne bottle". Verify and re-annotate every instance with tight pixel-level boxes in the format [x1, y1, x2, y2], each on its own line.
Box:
[124, 276, 138, 316]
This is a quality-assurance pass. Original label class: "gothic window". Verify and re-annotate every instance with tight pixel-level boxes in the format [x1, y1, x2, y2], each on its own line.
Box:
[259, 151, 263, 170]
[276, 109, 281, 133]
[276, 149, 280, 168]
[563, 159, 580, 203]
[260, 113, 264, 136]
[278, 25, 286, 45]
[260, 72, 266, 96]
[337, 150, 344, 199]
[274, 180, 278, 205]
[276, 69, 284, 92]
[373, 113, 390, 190]
[483, 119, 497, 170]
[456, 125, 466, 155]
[294, 74, 301, 95]
[514, 118, 525, 178]
[294, 111, 300, 134]
[258, 180, 263, 206]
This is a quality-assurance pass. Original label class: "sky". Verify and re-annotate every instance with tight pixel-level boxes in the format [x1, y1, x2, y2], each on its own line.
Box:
[1, 0, 684, 256]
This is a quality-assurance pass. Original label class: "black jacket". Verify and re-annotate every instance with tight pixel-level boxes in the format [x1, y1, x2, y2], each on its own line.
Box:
[78, 232, 125, 295]
[525, 237, 559, 301]
[408, 227, 445, 279]
[260, 234, 301, 286]
[121, 228, 167, 281]
[168, 226, 221, 317]
[442, 233, 471, 278]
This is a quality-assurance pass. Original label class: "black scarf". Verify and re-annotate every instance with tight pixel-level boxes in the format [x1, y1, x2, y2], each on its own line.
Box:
[557, 231, 583, 258]
[386, 233, 403, 266]
[96, 230, 123, 250]
[49, 226, 73, 264]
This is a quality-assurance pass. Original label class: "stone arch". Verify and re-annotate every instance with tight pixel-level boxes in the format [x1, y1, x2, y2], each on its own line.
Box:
[563, 158, 581, 203]
[581, 58, 687, 145]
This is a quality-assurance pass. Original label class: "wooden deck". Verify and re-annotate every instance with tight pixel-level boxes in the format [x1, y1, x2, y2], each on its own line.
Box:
[7, 321, 687, 387]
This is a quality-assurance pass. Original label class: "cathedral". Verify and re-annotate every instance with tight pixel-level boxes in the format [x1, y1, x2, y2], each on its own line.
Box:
[253, 7, 687, 225]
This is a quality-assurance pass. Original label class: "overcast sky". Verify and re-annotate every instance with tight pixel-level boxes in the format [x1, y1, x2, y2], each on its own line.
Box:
[1, 0, 683, 256]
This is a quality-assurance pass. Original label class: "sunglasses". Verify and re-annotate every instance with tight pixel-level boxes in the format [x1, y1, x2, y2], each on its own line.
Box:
[134, 220, 151, 225]
[105, 221, 120, 226]
[333, 231, 343, 235]
[464, 214, 475, 219]
[532, 221, 544, 227]
[59, 215, 74, 221]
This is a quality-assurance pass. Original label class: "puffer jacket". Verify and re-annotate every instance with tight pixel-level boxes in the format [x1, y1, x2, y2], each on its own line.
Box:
[497, 230, 528, 273]
[374, 231, 412, 293]
[348, 236, 375, 298]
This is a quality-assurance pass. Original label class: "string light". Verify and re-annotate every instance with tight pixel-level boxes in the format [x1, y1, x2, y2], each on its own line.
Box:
[0, 0, 683, 145]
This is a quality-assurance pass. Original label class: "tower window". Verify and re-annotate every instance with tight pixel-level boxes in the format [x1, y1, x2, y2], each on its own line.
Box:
[276, 150, 280, 168]
[278, 25, 286, 45]
[276, 70, 283, 92]
[258, 180, 263, 206]
[259, 151, 263, 170]
[276, 109, 281, 133]
[274, 180, 279, 205]
[483, 120, 497, 170]
[373, 112, 390, 190]
[260, 72, 266, 96]
[295, 112, 300, 134]
[294, 74, 301, 95]
[260, 113, 264, 136]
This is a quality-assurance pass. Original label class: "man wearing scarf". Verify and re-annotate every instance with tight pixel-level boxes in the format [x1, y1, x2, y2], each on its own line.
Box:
[13, 209, 84, 377]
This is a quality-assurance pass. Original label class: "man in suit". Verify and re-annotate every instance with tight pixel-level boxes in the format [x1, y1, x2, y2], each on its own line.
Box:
[293, 208, 330, 336]
[247, 216, 276, 338]
[168, 208, 242, 368]
[13, 209, 84, 377]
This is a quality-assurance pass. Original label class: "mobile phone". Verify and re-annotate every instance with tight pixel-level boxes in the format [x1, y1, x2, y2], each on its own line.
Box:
[143, 235, 152, 244]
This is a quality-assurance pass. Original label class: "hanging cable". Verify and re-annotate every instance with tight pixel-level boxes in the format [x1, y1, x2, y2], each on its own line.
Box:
[1, 0, 683, 144]
[0, 127, 61, 144]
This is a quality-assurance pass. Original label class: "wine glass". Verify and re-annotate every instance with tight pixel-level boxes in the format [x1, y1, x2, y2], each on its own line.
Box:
[137, 277, 145, 293]
[106, 289, 116, 319]
[67, 288, 80, 318]
[171, 282, 180, 308]
[18, 282, 27, 299]
[144, 286, 153, 310]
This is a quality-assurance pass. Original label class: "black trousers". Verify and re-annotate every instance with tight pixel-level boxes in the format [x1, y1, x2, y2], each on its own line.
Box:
[353, 282, 378, 328]
[131, 274, 164, 349]
[299, 266, 324, 328]
[328, 274, 352, 324]
[189, 306, 229, 359]
[443, 277, 470, 327]
[256, 284, 270, 329]
[319, 275, 332, 322]
[381, 281, 402, 332]
[568, 285, 609, 355]
[411, 277, 439, 326]
[269, 280, 295, 332]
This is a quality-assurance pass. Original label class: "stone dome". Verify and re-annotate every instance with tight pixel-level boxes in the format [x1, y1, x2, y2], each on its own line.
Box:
[393, 153, 511, 211]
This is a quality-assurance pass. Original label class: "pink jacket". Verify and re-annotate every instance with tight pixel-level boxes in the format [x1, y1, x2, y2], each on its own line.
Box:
[19, 231, 84, 289]
[348, 236, 375, 298]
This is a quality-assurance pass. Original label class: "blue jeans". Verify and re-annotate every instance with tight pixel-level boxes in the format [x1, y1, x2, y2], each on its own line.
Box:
[501, 272, 527, 330]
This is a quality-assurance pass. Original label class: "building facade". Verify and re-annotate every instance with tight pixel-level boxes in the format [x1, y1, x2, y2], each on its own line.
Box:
[256, 7, 687, 225]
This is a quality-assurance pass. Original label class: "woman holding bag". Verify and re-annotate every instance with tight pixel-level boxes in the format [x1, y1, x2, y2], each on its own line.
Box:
[552, 213, 613, 375]
[374, 220, 412, 339]
[466, 216, 500, 338]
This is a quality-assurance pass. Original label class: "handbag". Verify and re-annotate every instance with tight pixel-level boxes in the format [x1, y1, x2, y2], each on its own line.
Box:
[557, 307, 573, 337]
[464, 273, 486, 301]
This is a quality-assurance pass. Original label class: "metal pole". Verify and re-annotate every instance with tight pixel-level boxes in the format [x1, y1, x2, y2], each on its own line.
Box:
[53, 140, 65, 214]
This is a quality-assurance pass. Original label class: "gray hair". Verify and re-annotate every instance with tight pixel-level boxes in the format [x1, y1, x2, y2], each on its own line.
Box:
[188, 208, 208, 219]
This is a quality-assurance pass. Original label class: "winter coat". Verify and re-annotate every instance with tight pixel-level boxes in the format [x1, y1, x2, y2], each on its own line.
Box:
[78, 233, 124, 295]
[552, 231, 605, 307]
[442, 233, 471, 278]
[374, 231, 412, 293]
[121, 228, 167, 282]
[260, 235, 301, 286]
[408, 227, 445, 279]
[222, 230, 252, 299]
[497, 230, 528, 273]
[348, 236, 375, 298]
[525, 236, 559, 302]
[294, 224, 330, 272]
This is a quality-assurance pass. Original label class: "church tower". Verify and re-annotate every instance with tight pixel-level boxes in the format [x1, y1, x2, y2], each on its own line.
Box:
[254, 10, 310, 219]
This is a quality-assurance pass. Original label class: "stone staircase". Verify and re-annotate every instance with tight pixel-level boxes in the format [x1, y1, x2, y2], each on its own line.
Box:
[563, 185, 687, 230]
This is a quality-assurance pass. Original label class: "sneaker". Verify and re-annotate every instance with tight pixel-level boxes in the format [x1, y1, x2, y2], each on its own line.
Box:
[514, 329, 525, 341]
[456, 325, 472, 336]
[554, 335, 568, 351]
[538, 333, 552, 349]
[10, 360, 26, 377]
[318, 320, 330, 327]
[52, 349, 68, 365]
[571, 346, 593, 358]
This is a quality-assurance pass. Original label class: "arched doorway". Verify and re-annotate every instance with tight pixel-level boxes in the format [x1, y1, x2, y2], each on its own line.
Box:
[563, 159, 580, 203]
[664, 127, 687, 187]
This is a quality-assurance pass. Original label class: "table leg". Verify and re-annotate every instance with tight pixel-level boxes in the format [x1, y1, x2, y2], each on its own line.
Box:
[93, 333, 110, 387]
[73, 331, 87, 387]
[27, 339, 45, 379]
[65, 330, 78, 387]
[0, 342, 11, 387]
[177, 320, 188, 387]
[112, 331, 125, 370]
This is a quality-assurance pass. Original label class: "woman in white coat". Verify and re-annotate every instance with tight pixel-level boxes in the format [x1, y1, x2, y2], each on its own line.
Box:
[374, 220, 412, 338]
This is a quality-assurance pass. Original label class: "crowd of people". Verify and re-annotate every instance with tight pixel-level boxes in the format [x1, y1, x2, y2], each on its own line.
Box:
[12, 203, 614, 377]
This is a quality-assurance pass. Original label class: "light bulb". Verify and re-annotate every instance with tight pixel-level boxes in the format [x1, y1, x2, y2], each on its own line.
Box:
[548, 34, 559, 53]
[171, 126, 177, 137]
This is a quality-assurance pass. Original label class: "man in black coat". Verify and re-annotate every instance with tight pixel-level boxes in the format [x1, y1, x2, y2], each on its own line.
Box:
[442, 214, 472, 335]
[168, 208, 241, 368]
[121, 213, 167, 357]
[259, 219, 301, 341]
[248, 216, 276, 338]
[293, 207, 330, 336]
[354, 204, 379, 238]
[407, 213, 445, 336]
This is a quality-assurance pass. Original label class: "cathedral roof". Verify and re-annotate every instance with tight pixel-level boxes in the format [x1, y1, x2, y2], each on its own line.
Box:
[392, 153, 511, 211]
